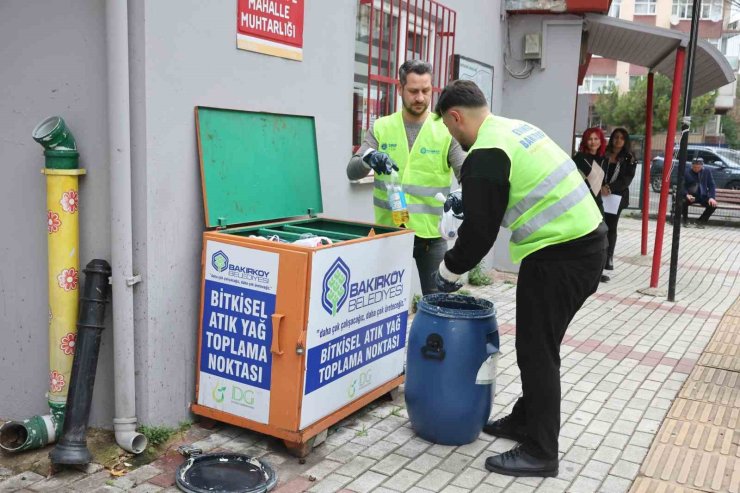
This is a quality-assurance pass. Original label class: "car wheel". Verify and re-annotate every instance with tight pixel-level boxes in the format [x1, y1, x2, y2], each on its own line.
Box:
[726, 181, 740, 190]
[651, 175, 662, 192]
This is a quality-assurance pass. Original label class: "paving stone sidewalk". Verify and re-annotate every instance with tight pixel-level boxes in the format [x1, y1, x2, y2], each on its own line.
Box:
[1, 217, 738, 493]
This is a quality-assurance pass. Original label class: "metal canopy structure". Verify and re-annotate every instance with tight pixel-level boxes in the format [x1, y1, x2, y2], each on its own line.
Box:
[583, 13, 735, 97]
[583, 13, 736, 292]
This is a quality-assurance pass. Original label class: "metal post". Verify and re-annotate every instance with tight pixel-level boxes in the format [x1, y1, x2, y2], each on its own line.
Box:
[650, 47, 686, 288]
[49, 260, 111, 465]
[641, 72, 654, 255]
[668, 0, 703, 301]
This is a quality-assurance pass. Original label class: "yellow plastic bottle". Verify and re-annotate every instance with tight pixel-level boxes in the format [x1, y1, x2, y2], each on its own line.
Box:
[387, 170, 410, 227]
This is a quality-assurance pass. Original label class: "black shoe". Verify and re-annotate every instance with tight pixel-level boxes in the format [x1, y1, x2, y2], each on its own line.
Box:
[485, 445, 558, 477]
[604, 256, 614, 270]
[696, 222, 706, 229]
[600, 274, 610, 283]
[482, 414, 528, 442]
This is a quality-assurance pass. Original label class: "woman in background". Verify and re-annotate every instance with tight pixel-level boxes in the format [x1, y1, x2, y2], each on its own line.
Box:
[600, 128, 636, 272]
[573, 127, 609, 282]
[573, 127, 607, 205]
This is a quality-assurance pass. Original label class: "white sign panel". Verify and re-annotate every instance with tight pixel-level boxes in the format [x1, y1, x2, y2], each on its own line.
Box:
[300, 234, 414, 428]
[454, 55, 494, 111]
[197, 239, 279, 424]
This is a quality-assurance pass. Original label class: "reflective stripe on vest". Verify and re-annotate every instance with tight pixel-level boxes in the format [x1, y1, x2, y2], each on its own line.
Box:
[510, 183, 590, 243]
[372, 112, 453, 237]
[373, 196, 443, 215]
[373, 180, 451, 199]
[502, 158, 579, 228]
[469, 115, 602, 262]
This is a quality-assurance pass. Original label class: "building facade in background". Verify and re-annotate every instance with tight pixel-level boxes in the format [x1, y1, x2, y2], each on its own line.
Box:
[583, 0, 740, 142]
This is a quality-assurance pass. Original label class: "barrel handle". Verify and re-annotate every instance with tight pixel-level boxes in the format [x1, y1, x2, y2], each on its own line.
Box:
[421, 333, 445, 361]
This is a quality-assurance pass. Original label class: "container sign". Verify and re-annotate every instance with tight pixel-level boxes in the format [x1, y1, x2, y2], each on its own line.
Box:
[198, 240, 278, 424]
[237, 0, 305, 61]
[300, 234, 414, 428]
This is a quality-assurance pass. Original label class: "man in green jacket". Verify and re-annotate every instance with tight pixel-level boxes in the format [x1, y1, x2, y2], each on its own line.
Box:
[347, 60, 466, 294]
[433, 80, 607, 478]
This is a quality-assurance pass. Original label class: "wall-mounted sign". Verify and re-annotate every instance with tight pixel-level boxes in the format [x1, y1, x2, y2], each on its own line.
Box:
[237, 0, 305, 61]
[453, 55, 494, 110]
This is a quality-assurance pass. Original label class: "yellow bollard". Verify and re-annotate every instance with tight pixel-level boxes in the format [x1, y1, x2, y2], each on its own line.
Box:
[44, 168, 86, 413]
[0, 117, 86, 452]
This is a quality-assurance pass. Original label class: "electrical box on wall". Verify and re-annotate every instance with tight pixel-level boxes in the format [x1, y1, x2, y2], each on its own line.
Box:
[523, 33, 542, 60]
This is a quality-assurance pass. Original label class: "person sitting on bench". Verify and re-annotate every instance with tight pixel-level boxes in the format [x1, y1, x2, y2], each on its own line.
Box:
[682, 157, 717, 228]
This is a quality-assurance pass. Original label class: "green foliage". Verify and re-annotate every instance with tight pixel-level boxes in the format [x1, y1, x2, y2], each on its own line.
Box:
[411, 294, 422, 313]
[390, 406, 405, 417]
[593, 75, 717, 134]
[722, 114, 739, 148]
[355, 424, 368, 437]
[457, 289, 472, 296]
[137, 425, 177, 447]
[468, 262, 492, 286]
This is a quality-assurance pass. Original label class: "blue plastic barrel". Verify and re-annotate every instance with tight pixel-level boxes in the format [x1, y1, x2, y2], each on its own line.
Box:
[405, 294, 499, 445]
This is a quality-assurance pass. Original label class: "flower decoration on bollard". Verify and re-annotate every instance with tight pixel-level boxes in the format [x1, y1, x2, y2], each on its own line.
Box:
[48, 211, 62, 233]
[60, 333, 76, 356]
[50, 371, 65, 393]
[60, 190, 78, 213]
[57, 268, 78, 291]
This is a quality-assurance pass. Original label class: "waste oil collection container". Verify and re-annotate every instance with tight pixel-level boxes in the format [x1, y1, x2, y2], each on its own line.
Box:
[406, 294, 499, 445]
[191, 107, 415, 456]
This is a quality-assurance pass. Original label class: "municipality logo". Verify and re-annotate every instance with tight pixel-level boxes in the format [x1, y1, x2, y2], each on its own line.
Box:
[211, 381, 226, 403]
[322, 258, 350, 316]
[212, 250, 229, 273]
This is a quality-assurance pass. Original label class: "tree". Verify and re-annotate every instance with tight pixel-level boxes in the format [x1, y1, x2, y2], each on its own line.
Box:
[593, 74, 717, 134]
[721, 114, 739, 147]
[721, 82, 740, 148]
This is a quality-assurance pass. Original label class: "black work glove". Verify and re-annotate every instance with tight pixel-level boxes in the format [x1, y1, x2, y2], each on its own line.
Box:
[432, 262, 463, 293]
[363, 150, 399, 175]
[443, 190, 464, 219]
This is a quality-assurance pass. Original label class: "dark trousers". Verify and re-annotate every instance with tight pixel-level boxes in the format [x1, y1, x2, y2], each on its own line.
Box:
[413, 236, 448, 295]
[682, 197, 716, 224]
[603, 212, 621, 258]
[508, 248, 606, 460]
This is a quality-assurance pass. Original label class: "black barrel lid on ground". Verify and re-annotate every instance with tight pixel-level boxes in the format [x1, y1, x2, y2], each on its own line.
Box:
[175, 453, 277, 493]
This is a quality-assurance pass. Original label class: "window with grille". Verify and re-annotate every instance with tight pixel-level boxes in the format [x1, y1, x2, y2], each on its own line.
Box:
[672, 0, 723, 20]
[634, 0, 656, 14]
[352, 0, 457, 148]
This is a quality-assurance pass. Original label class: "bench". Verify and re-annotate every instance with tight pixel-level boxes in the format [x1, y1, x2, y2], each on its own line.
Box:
[669, 188, 740, 222]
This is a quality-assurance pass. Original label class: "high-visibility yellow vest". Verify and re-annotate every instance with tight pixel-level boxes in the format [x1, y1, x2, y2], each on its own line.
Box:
[470, 115, 602, 263]
[373, 112, 453, 238]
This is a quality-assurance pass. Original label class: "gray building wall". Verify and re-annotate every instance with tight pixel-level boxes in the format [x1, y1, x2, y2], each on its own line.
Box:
[501, 16, 583, 150]
[493, 15, 584, 271]
[133, 0, 506, 426]
[0, 0, 115, 426]
[0, 1, 506, 428]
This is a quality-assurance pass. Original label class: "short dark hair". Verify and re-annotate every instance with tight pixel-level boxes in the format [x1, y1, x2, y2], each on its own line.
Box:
[434, 80, 488, 117]
[399, 60, 433, 86]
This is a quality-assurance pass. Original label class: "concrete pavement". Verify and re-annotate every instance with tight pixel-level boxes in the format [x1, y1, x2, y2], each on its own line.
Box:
[1, 216, 738, 493]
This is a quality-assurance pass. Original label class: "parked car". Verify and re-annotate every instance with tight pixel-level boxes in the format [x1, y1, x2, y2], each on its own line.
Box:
[649, 145, 740, 192]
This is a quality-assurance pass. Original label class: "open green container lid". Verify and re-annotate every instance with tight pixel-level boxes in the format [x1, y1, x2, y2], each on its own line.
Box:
[196, 106, 323, 229]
